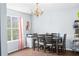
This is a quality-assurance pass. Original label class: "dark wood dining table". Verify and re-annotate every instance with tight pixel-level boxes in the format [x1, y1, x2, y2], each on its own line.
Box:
[32, 33, 62, 54]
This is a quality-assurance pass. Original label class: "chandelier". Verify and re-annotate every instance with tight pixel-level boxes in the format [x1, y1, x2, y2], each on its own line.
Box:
[33, 3, 43, 17]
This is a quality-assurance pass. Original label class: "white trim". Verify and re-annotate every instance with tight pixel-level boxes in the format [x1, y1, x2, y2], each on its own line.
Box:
[7, 16, 19, 41]
[66, 48, 72, 51]
[7, 39, 18, 43]
[8, 48, 18, 54]
[11, 16, 13, 41]
[7, 16, 24, 44]
[7, 28, 18, 29]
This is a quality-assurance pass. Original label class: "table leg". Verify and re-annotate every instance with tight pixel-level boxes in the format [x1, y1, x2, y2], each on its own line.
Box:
[37, 38, 39, 51]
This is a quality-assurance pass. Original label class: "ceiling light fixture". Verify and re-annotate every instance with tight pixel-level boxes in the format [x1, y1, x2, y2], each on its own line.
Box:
[33, 3, 43, 17]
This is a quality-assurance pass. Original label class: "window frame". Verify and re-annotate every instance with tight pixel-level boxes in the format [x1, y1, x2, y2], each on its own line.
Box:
[7, 16, 19, 41]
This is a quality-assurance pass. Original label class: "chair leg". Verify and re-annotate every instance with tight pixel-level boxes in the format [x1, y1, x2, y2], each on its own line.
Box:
[58, 46, 65, 55]
[44, 46, 46, 52]
[51, 46, 52, 52]
[56, 45, 59, 55]
[49, 46, 53, 53]
[63, 49, 66, 54]
[57, 46, 62, 55]
[52, 45, 56, 53]
[37, 41, 39, 51]
[33, 40, 35, 51]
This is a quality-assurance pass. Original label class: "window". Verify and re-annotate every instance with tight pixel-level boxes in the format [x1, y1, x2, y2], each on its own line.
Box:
[7, 16, 19, 41]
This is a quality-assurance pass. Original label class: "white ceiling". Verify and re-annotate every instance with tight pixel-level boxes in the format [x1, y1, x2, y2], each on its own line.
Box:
[7, 3, 79, 14]
[7, 3, 34, 14]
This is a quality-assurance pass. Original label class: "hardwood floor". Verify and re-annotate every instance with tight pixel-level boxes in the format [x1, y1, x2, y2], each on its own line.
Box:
[8, 48, 79, 56]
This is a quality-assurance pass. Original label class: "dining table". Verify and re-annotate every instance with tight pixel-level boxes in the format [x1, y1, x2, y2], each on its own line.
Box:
[32, 33, 63, 54]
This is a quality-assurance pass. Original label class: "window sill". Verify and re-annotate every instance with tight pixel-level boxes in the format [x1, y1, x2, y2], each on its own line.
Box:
[7, 39, 18, 43]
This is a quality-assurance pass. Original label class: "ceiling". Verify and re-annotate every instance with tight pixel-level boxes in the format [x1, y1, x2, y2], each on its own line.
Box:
[7, 3, 79, 15]
[7, 3, 34, 14]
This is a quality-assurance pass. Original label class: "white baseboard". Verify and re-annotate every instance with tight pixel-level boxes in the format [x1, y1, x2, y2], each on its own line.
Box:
[8, 46, 27, 53]
[8, 49, 18, 53]
[66, 48, 72, 51]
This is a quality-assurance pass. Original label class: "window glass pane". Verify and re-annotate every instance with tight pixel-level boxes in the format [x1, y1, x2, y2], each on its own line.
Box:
[7, 16, 11, 28]
[13, 29, 18, 40]
[7, 29, 11, 41]
[12, 17, 18, 28]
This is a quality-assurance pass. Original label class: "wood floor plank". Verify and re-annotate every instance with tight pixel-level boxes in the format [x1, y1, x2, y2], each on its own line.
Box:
[8, 48, 79, 56]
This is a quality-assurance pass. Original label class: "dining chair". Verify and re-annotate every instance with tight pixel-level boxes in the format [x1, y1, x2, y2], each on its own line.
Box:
[72, 39, 79, 55]
[57, 34, 67, 54]
[44, 33, 53, 52]
[38, 34, 45, 51]
[51, 33, 60, 53]
[32, 33, 38, 51]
